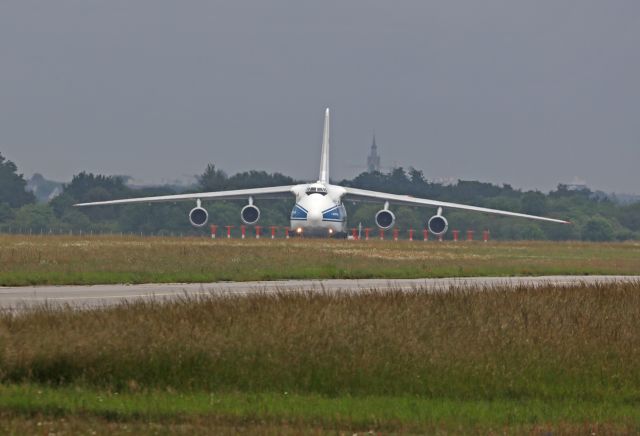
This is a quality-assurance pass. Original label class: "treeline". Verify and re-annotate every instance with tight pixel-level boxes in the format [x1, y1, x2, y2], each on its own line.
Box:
[1, 152, 638, 240]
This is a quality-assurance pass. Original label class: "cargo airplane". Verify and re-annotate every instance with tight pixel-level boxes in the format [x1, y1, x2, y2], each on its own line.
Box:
[76, 108, 569, 236]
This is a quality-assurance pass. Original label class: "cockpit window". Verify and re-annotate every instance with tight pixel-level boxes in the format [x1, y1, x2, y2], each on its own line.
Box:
[305, 186, 327, 195]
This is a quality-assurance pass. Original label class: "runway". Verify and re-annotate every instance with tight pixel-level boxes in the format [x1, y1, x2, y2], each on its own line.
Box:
[1, 275, 638, 311]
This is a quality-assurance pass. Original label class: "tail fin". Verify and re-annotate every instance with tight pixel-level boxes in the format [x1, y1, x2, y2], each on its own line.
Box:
[319, 108, 330, 183]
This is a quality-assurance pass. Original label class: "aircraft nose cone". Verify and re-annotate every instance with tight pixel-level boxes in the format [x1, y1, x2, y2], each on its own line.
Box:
[308, 210, 322, 223]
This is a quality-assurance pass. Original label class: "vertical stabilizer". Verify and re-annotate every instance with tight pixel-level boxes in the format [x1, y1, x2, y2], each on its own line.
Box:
[319, 108, 330, 183]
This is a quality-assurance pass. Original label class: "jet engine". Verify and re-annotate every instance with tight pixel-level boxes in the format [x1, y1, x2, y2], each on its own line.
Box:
[241, 204, 261, 225]
[189, 206, 209, 227]
[375, 209, 396, 230]
[427, 214, 449, 236]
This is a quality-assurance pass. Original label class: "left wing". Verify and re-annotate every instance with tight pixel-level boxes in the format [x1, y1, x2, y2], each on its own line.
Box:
[75, 185, 296, 207]
[342, 186, 570, 224]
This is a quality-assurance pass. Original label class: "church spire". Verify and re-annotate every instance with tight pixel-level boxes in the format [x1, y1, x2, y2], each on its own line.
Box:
[367, 133, 381, 172]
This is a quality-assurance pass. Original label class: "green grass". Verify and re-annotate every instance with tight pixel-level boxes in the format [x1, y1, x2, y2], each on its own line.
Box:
[0, 235, 638, 286]
[1, 385, 639, 434]
[2, 284, 640, 431]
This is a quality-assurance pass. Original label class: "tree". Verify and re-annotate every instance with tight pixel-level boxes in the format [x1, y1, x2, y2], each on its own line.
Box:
[389, 167, 409, 189]
[521, 191, 547, 215]
[13, 161, 636, 241]
[395, 207, 420, 231]
[618, 202, 640, 232]
[0, 202, 15, 224]
[198, 164, 228, 191]
[0, 152, 35, 208]
[11, 204, 59, 231]
[58, 208, 93, 230]
[408, 168, 425, 185]
[227, 170, 295, 189]
[498, 222, 546, 240]
[581, 216, 615, 241]
[347, 204, 379, 229]
[63, 172, 130, 203]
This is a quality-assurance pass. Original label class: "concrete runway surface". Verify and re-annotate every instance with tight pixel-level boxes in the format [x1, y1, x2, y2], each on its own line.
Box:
[1, 275, 638, 311]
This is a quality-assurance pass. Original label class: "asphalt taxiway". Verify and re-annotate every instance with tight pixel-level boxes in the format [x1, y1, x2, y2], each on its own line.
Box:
[1, 275, 638, 311]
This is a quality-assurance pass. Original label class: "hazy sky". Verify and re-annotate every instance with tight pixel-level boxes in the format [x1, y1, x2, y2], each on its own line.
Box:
[1, 1, 638, 193]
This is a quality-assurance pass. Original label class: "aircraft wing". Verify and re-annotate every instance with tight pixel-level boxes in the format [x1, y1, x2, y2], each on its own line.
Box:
[342, 187, 570, 224]
[74, 185, 296, 207]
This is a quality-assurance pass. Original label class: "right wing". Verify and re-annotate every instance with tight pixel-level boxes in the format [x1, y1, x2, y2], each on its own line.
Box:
[74, 185, 296, 207]
[342, 186, 570, 225]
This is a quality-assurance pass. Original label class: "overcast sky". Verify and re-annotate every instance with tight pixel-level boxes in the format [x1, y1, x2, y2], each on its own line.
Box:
[1, 1, 638, 193]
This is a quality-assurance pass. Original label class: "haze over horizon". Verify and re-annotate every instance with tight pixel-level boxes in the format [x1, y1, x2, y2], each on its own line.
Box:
[1, 1, 638, 194]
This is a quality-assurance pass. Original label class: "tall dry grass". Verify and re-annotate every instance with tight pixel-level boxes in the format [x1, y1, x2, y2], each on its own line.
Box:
[0, 235, 638, 285]
[1, 282, 640, 401]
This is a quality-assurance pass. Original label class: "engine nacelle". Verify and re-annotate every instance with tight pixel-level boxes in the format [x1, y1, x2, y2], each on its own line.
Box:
[189, 206, 209, 227]
[241, 204, 261, 225]
[427, 214, 449, 236]
[375, 209, 396, 230]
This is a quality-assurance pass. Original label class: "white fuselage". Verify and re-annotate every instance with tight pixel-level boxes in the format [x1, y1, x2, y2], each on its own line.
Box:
[289, 183, 348, 236]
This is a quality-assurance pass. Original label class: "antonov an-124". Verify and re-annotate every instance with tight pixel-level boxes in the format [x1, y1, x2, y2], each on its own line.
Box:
[76, 108, 570, 237]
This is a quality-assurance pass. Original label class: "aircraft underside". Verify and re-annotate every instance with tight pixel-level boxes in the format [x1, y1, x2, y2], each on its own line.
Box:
[289, 225, 348, 238]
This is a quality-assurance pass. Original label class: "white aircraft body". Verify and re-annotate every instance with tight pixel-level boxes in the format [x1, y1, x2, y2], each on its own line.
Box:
[76, 109, 569, 236]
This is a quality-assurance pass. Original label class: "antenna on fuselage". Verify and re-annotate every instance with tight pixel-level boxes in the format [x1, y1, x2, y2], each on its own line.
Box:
[318, 108, 330, 184]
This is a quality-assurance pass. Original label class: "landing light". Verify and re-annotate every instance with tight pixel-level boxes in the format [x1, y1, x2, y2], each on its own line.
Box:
[296, 227, 303, 234]
[328, 229, 334, 234]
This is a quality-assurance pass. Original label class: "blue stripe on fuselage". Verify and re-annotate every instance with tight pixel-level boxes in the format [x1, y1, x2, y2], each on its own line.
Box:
[291, 204, 308, 220]
[322, 205, 345, 222]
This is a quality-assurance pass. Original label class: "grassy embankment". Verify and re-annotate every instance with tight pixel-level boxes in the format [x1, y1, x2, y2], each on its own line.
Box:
[2, 282, 640, 433]
[0, 235, 638, 286]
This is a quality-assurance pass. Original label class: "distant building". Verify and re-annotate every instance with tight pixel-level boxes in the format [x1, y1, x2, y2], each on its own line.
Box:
[565, 177, 589, 191]
[566, 183, 589, 191]
[366, 134, 381, 172]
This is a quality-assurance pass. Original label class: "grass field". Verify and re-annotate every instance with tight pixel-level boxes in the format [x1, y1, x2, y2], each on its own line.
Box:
[2, 282, 640, 433]
[0, 235, 638, 286]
